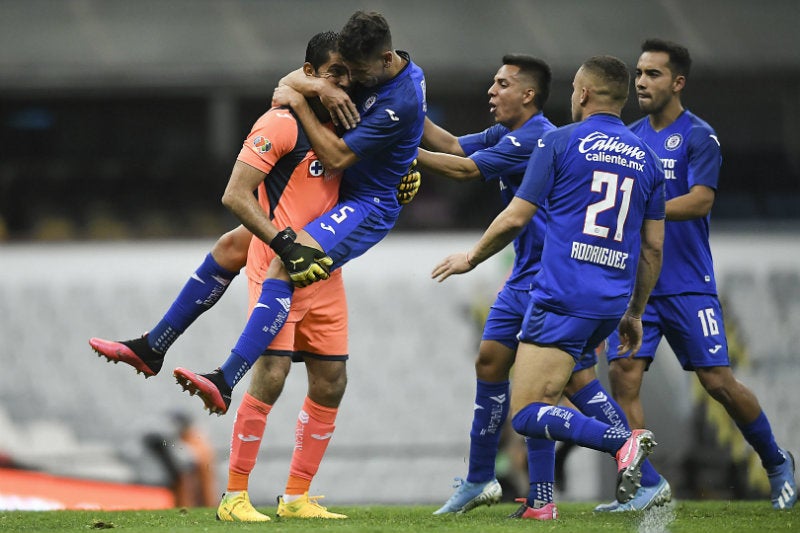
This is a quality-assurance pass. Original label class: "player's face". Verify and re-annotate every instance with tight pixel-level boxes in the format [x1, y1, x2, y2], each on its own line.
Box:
[346, 53, 387, 87]
[487, 64, 530, 129]
[313, 52, 351, 90]
[635, 51, 677, 115]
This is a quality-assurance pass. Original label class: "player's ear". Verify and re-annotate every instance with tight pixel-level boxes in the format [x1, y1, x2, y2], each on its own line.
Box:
[302, 62, 315, 77]
[523, 88, 536, 105]
[672, 75, 686, 93]
[382, 50, 393, 69]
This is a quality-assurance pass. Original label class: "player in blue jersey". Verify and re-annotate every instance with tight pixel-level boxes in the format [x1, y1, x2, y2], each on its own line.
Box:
[419, 54, 660, 520]
[433, 55, 666, 514]
[597, 39, 797, 511]
[173, 11, 426, 417]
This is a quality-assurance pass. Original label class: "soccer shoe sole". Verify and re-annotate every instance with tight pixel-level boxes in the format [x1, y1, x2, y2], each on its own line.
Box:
[89, 337, 158, 377]
[173, 367, 228, 415]
[616, 432, 657, 503]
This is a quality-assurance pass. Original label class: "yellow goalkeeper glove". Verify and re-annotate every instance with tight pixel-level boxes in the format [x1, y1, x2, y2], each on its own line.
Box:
[270, 228, 334, 287]
[397, 159, 421, 205]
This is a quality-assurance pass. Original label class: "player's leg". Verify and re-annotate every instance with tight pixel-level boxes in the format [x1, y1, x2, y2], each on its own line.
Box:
[435, 289, 525, 514]
[217, 354, 292, 522]
[90, 225, 250, 376]
[666, 294, 796, 509]
[277, 278, 348, 519]
[695, 365, 796, 508]
[510, 310, 656, 504]
[174, 258, 294, 414]
[567, 365, 671, 512]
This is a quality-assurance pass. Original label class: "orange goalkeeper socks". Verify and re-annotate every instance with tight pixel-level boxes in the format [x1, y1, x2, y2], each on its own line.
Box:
[285, 396, 338, 495]
[227, 392, 272, 492]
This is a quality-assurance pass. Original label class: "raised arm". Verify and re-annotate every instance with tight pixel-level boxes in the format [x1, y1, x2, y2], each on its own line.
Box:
[272, 85, 359, 173]
[280, 68, 360, 130]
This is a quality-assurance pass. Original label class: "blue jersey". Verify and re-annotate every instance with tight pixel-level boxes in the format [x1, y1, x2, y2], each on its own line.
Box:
[516, 113, 665, 319]
[458, 112, 556, 289]
[629, 110, 721, 296]
[340, 51, 426, 213]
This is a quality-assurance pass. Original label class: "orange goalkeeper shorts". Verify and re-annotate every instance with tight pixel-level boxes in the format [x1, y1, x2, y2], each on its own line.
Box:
[247, 269, 348, 360]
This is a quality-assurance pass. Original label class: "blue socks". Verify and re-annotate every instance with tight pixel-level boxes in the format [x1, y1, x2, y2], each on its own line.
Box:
[466, 380, 509, 483]
[512, 402, 630, 454]
[526, 437, 555, 506]
[568, 379, 661, 487]
[220, 278, 293, 388]
[149, 253, 238, 354]
[737, 411, 785, 469]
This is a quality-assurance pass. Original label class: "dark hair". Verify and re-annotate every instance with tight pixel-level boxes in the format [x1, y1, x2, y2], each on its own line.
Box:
[641, 38, 692, 78]
[338, 11, 392, 63]
[305, 31, 339, 70]
[502, 54, 552, 109]
[581, 55, 630, 103]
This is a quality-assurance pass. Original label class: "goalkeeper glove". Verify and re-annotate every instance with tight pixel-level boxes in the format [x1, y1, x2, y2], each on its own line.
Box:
[270, 227, 334, 287]
[397, 159, 421, 205]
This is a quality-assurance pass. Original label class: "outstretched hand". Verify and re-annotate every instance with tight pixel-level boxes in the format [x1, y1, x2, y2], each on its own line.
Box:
[431, 252, 474, 283]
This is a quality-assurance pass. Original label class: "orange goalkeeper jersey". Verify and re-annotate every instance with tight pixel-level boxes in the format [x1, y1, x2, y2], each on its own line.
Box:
[237, 107, 341, 283]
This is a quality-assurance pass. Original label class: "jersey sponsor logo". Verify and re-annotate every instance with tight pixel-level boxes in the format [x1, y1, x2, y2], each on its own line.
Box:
[579, 131, 647, 159]
[579, 131, 646, 170]
[537, 138, 545, 148]
[708, 344, 723, 354]
[320, 222, 336, 235]
[665, 133, 682, 151]
[506, 135, 521, 147]
[363, 94, 377, 111]
[660, 158, 677, 180]
[309, 159, 324, 177]
[253, 136, 272, 153]
[385, 108, 399, 121]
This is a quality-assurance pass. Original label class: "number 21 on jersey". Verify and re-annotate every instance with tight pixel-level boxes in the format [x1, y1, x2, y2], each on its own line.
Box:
[583, 170, 634, 242]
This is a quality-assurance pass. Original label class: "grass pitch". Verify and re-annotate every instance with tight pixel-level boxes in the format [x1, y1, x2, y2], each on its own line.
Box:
[1, 501, 796, 532]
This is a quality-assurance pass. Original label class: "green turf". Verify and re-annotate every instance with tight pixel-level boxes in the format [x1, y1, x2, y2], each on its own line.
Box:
[0, 501, 796, 532]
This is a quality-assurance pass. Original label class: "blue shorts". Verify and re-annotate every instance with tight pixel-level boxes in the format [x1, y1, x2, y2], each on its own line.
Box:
[606, 293, 729, 371]
[305, 199, 399, 270]
[484, 286, 599, 370]
[482, 285, 530, 350]
[519, 302, 617, 367]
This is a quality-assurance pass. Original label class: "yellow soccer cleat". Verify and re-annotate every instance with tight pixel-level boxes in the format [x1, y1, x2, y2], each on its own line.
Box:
[276, 493, 348, 519]
[216, 491, 270, 522]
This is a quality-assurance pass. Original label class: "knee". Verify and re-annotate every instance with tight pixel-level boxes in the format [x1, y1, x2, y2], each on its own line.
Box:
[696, 368, 735, 403]
[474, 344, 513, 382]
[211, 228, 250, 271]
[310, 370, 347, 407]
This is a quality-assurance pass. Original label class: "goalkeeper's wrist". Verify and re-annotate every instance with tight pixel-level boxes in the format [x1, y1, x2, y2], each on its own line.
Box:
[270, 227, 297, 258]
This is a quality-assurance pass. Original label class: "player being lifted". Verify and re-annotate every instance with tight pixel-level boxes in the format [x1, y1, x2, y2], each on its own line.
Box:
[172, 10, 426, 416]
